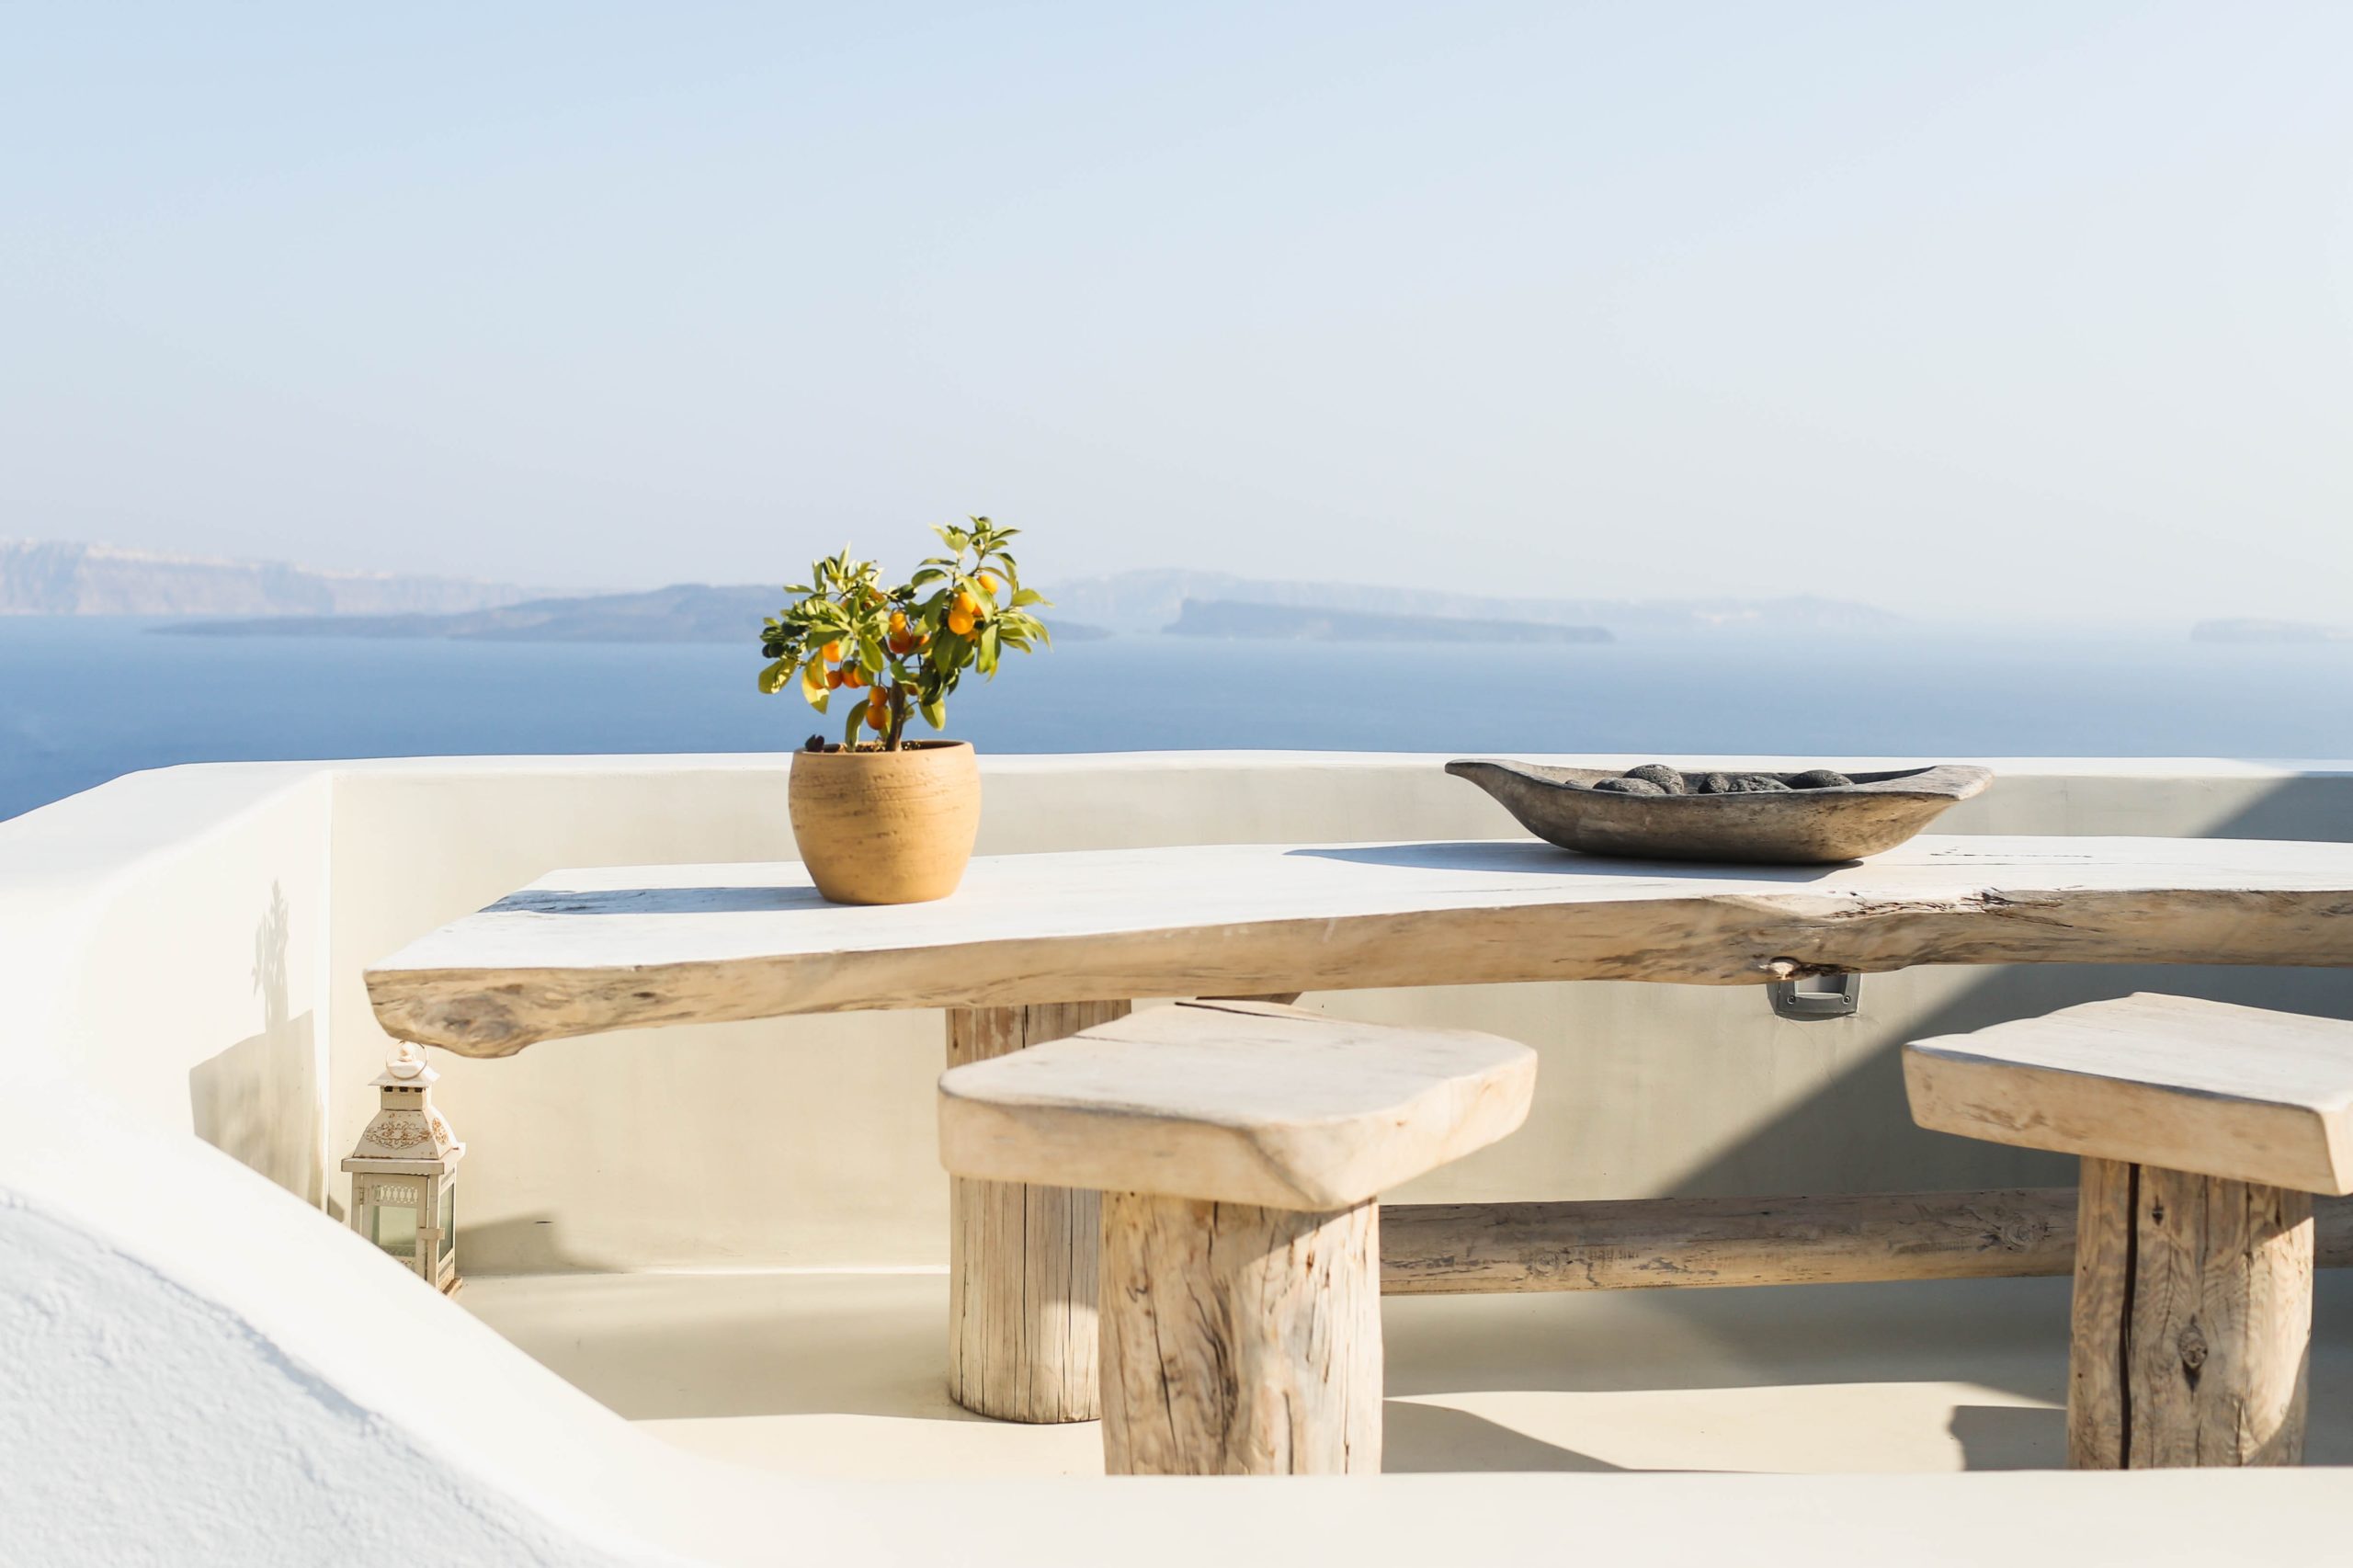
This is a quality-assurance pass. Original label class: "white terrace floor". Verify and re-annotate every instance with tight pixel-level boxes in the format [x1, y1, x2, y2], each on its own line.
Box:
[467, 1268, 2353, 1479]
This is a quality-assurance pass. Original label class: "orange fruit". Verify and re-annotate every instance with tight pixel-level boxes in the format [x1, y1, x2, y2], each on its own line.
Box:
[977, 571, 1003, 596]
[952, 591, 978, 618]
[946, 609, 974, 637]
[865, 697, 887, 730]
[824, 668, 843, 689]
[820, 641, 842, 664]
[888, 631, 915, 654]
[841, 665, 864, 689]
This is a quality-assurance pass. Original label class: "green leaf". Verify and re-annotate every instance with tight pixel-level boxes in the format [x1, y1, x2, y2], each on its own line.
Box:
[757, 658, 791, 694]
[1010, 587, 1047, 608]
[800, 659, 830, 710]
[844, 704, 864, 747]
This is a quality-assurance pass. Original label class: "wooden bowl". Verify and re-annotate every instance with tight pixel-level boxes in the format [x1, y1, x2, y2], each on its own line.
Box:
[1446, 760, 1993, 865]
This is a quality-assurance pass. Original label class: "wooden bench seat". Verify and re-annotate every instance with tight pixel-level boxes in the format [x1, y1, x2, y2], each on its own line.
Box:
[1906, 993, 2353, 1470]
[938, 999, 1537, 1475]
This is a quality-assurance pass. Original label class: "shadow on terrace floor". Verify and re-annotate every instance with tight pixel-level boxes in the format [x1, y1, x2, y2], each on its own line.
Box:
[459, 1267, 2353, 1478]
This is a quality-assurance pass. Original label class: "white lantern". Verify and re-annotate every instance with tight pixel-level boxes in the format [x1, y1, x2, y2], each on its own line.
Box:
[342, 1042, 465, 1293]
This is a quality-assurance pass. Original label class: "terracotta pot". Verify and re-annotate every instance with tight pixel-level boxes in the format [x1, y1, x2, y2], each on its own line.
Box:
[789, 740, 982, 904]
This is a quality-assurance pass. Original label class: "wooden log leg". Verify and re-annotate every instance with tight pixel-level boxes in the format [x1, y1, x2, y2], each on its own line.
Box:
[945, 1001, 1129, 1423]
[2066, 1157, 2134, 1467]
[1099, 1190, 1381, 1474]
[2068, 1156, 2314, 1469]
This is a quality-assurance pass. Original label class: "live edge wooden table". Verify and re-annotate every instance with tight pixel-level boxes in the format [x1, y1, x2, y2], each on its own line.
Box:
[365, 835, 2353, 1424]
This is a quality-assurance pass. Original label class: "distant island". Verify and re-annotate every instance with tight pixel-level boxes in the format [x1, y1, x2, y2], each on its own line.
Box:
[11, 537, 1911, 643]
[1168, 598, 1610, 644]
[1051, 568, 1901, 637]
[165, 583, 1112, 644]
[2190, 618, 2348, 645]
[2, 540, 528, 618]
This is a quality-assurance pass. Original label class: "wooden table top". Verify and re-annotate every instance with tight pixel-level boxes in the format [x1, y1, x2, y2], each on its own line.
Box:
[365, 834, 2353, 1057]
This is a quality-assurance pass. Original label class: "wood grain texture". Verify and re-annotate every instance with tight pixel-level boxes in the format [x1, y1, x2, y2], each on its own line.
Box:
[1381, 1188, 2353, 1296]
[2067, 1157, 2136, 1469]
[945, 999, 1129, 1424]
[938, 1001, 1537, 1210]
[364, 835, 2353, 1056]
[1380, 1187, 2078, 1293]
[1099, 1191, 1381, 1475]
[1906, 994, 2353, 1195]
[2071, 1158, 2313, 1468]
[2124, 1167, 2312, 1468]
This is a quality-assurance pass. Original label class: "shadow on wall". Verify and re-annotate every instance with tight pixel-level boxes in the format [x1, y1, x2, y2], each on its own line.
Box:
[188, 881, 323, 1207]
[1668, 778, 2353, 1199]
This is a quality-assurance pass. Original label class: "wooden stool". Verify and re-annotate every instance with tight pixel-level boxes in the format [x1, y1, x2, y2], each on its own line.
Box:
[1905, 993, 2353, 1469]
[938, 999, 1536, 1474]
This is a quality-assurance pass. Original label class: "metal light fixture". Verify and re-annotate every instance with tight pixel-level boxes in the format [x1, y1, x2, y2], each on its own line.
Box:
[342, 1042, 465, 1294]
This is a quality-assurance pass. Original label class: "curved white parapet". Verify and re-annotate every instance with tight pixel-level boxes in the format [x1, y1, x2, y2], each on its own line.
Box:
[4, 754, 2352, 1563]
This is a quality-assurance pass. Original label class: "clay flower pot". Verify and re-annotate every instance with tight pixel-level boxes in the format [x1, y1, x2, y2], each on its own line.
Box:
[789, 740, 982, 904]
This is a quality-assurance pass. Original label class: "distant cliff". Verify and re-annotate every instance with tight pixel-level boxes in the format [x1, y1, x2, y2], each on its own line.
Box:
[1, 540, 529, 617]
[165, 583, 1111, 643]
[49, 536, 1900, 642]
[1167, 597, 1611, 643]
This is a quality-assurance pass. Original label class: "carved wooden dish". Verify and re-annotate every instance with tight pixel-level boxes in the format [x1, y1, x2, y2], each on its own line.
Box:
[1446, 760, 1994, 865]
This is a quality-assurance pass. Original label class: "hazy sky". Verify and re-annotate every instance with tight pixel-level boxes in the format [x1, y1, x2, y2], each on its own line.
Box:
[4, 4, 2348, 621]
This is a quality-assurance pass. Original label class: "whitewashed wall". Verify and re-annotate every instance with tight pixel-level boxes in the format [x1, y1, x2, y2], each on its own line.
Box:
[10, 753, 2350, 1272]
[310, 753, 2353, 1271]
[6, 753, 2352, 1566]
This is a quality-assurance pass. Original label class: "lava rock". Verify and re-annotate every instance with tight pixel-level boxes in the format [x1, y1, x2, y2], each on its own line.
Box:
[1696, 772, 1736, 795]
[1624, 764, 1688, 793]
[1592, 776, 1668, 795]
[1718, 773, 1793, 793]
[1786, 768, 1854, 790]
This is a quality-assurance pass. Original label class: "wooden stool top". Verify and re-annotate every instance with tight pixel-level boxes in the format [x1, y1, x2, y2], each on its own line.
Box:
[1905, 993, 2353, 1194]
[937, 1000, 1536, 1210]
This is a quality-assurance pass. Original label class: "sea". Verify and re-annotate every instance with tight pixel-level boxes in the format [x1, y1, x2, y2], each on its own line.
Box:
[4, 616, 2350, 823]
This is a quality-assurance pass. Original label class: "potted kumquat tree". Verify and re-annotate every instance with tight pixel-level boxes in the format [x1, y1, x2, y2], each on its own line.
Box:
[757, 518, 1049, 903]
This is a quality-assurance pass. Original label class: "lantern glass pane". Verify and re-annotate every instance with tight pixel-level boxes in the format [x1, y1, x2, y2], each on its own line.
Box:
[369, 1196, 419, 1261]
[438, 1184, 456, 1264]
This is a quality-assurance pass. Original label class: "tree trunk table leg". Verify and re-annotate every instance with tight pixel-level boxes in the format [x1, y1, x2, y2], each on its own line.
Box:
[946, 1000, 1130, 1423]
[2068, 1155, 2314, 1469]
[1099, 1190, 1382, 1474]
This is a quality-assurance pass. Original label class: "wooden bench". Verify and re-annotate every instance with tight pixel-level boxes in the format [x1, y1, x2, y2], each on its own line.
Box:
[1905, 993, 2353, 1469]
[937, 999, 1536, 1474]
